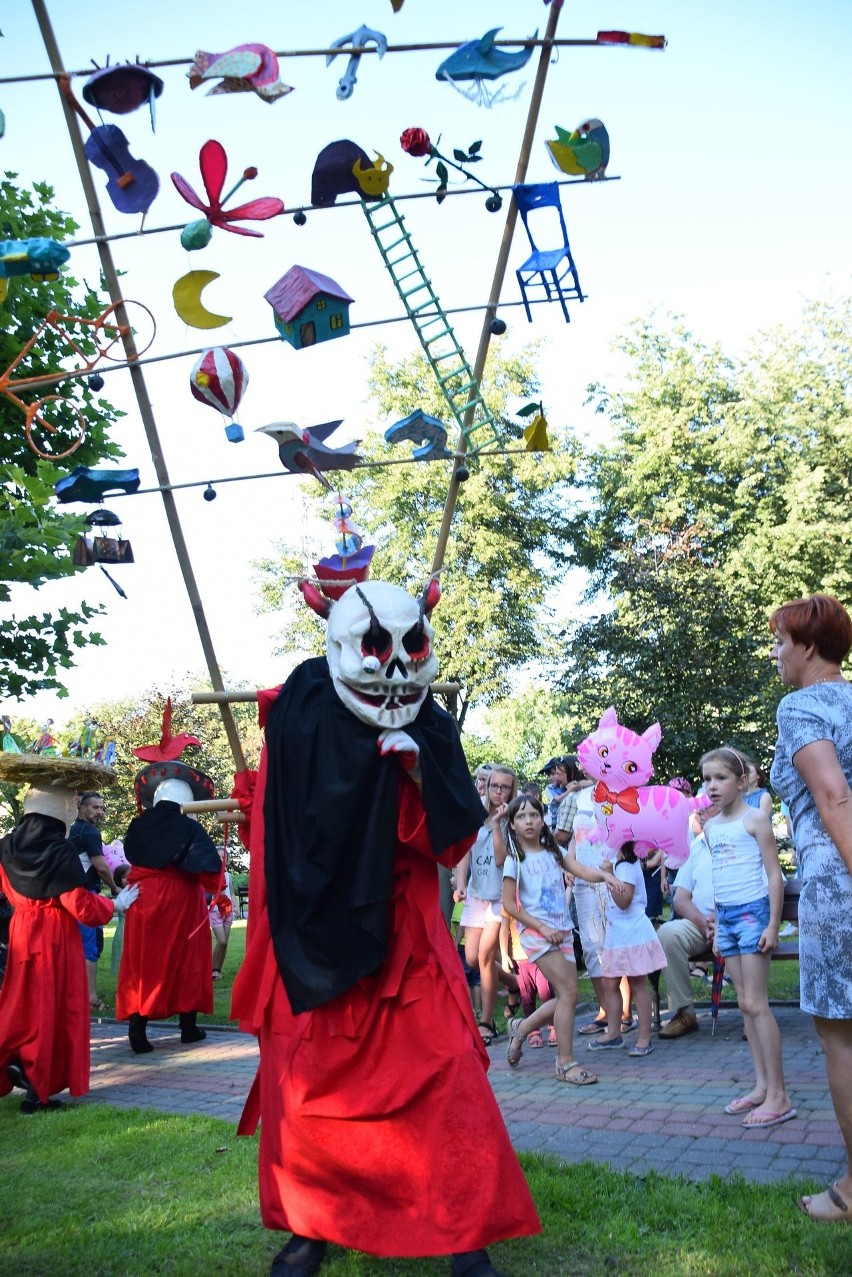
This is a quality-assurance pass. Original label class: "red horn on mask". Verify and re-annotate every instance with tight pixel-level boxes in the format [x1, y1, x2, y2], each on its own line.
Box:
[421, 576, 441, 616]
[298, 580, 333, 619]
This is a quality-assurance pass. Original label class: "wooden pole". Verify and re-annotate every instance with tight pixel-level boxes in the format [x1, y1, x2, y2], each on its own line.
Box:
[430, 1, 561, 577]
[191, 682, 462, 705]
[31, 0, 247, 772]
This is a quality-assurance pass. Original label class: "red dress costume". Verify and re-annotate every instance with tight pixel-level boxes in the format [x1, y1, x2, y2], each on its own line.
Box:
[117, 804, 220, 1021]
[232, 681, 540, 1258]
[0, 817, 114, 1105]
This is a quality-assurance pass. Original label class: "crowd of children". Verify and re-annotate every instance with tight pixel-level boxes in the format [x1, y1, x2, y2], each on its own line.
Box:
[456, 747, 794, 1127]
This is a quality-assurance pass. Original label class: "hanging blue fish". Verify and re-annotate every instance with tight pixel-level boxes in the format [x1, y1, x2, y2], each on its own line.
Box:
[436, 28, 536, 106]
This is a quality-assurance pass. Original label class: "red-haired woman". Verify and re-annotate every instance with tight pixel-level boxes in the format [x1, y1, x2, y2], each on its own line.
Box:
[769, 593, 852, 1224]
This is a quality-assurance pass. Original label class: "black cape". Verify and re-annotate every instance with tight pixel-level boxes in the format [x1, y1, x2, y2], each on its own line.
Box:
[263, 656, 485, 1014]
[124, 802, 221, 874]
[0, 813, 86, 900]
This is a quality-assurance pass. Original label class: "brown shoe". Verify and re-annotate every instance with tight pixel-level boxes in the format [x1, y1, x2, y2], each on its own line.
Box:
[658, 1008, 699, 1039]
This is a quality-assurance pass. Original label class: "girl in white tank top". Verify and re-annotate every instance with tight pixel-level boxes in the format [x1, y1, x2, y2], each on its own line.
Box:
[701, 748, 793, 1128]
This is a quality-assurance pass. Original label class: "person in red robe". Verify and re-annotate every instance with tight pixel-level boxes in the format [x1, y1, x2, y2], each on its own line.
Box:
[0, 786, 138, 1113]
[231, 579, 541, 1277]
[117, 764, 222, 1053]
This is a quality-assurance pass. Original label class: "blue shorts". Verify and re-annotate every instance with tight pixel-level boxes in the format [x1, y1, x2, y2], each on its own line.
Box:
[78, 919, 105, 962]
[714, 896, 770, 958]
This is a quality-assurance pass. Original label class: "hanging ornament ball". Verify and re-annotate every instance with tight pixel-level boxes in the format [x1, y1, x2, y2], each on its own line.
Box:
[485, 194, 503, 213]
[293, 210, 307, 226]
[88, 373, 106, 391]
[456, 465, 470, 483]
[489, 318, 507, 336]
[181, 218, 214, 251]
[203, 483, 217, 502]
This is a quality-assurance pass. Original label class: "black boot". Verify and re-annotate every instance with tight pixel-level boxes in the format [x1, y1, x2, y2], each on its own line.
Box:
[451, 1250, 504, 1277]
[7, 1057, 31, 1090]
[179, 1011, 207, 1044]
[270, 1235, 327, 1276]
[20, 1085, 64, 1115]
[128, 1013, 153, 1054]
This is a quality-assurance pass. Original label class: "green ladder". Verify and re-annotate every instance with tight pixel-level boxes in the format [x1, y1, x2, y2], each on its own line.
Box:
[361, 195, 503, 455]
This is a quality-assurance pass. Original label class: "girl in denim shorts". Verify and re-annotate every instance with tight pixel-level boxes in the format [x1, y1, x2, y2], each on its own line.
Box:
[701, 748, 795, 1129]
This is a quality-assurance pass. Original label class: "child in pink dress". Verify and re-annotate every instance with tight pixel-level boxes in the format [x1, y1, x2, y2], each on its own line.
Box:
[574, 841, 666, 1057]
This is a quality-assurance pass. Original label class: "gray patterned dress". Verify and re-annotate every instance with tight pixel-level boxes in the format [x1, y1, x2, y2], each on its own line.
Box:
[770, 683, 852, 1019]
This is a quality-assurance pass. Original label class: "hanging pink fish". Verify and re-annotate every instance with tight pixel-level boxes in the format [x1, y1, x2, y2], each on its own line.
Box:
[171, 139, 285, 249]
[188, 44, 293, 103]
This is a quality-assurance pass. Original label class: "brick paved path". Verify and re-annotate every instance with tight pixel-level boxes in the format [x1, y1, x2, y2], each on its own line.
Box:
[85, 1003, 844, 1186]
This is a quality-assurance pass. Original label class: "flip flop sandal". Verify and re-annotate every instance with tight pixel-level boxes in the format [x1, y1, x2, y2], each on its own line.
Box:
[90, 999, 109, 1013]
[555, 1060, 598, 1086]
[477, 1021, 498, 1047]
[579, 1020, 608, 1036]
[621, 1016, 635, 1032]
[742, 1107, 797, 1129]
[526, 1029, 544, 1048]
[724, 1096, 762, 1115]
[212, 969, 223, 981]
[797, 1183, 852, 1224]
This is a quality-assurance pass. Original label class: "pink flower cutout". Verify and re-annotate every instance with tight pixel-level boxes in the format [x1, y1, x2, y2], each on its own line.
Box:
[171, 139, 284, 237]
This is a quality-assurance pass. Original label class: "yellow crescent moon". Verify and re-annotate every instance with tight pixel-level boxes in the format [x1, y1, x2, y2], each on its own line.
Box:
[172, 270, 232, 330]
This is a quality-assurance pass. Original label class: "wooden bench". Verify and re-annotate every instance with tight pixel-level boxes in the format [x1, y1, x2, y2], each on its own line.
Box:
[649, 878, 801, 1023]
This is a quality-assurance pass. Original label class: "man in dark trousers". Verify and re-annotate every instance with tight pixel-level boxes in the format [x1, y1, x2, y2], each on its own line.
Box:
[69, 792, 116, 1011]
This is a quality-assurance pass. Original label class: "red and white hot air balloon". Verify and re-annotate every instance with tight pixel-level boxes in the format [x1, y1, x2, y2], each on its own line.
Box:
[189, 346, 248, 442]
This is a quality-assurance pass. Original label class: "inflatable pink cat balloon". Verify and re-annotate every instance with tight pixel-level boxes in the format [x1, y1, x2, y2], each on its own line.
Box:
[577, 707, 709, 868]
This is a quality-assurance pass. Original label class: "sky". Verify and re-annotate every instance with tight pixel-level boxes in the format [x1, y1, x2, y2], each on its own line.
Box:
[1, 0, 850, 734]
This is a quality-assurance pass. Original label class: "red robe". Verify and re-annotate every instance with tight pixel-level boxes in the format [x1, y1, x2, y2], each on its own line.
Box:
[0, 866, 113, 1104]
[116, 864, 220, 1020]
[231, 696, 541, 1257]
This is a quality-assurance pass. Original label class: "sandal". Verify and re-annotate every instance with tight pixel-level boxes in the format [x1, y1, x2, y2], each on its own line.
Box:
[507, 1018, 525, 1068]
[555, 1059, 598, 1086]
[505, 995, 521, 1018]
[90, 999, 109, 1014]
[579, 1020, 608, 1036]
[797, 1182, 852, 1224]
[212, 969, 223, 981]
[526, 1029, 544, 1049]
[477, 1021, 497, 1047]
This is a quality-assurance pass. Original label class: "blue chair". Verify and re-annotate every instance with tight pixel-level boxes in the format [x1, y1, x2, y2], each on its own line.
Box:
[513, 182, 584, 323]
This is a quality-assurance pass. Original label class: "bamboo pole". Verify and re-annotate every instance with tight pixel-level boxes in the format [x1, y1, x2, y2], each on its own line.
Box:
[0, 37, 622, 85]
[430, 0, 561, 577]
[31, 0, 247, 772]
[191, 682, 462, 705]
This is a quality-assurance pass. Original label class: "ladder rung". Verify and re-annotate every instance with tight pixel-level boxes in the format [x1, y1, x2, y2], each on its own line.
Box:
[381, 234, 412, 253]
[401, 282, 431, 300]
[394, 267, 424, 284]
[370, 218, 400, 235]
[427, 344, 460, 358]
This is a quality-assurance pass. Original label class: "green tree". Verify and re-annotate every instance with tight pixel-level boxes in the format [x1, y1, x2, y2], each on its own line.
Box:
[0, 174, 124, 700]
[462, 684, 581, 780]
[558, 300, 852, 778]
[70, 682, 263, 842]
[255, 343, 580, 727]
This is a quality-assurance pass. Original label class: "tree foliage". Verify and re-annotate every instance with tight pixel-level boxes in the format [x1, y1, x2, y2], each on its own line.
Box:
[67, 683, 264, 844]
[557, 299, 852, 780]
[255, 343, 580, 726]
[0, 174, 124, 700]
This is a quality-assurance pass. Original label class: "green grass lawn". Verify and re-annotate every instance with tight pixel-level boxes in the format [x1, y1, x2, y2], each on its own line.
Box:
[92, 921, 802, 1031]
[0, 1102, 847, 1277]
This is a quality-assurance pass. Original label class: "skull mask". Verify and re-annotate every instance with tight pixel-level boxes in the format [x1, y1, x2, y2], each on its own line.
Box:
[324, 580, 439, 729]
